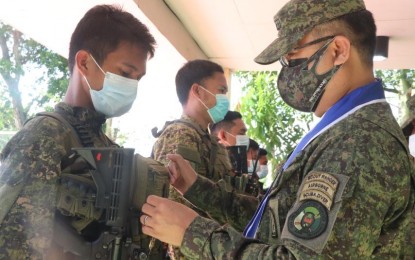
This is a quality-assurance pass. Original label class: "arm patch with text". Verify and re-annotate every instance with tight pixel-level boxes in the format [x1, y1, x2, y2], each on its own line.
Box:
[281, 171, 350, 254]
[299, 172, 338, 210]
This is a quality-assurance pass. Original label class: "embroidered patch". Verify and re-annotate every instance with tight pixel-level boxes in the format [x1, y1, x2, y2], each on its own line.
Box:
[287, 200, 328, 239]
[300, 172, 338, 210]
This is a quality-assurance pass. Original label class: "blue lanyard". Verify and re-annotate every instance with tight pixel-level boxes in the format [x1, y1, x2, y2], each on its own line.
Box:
[243, 80, 385, 238]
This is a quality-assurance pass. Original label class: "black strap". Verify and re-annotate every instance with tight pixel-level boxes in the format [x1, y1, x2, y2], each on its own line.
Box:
[34, 112, 83, 146]
[28, 112, 84, 170]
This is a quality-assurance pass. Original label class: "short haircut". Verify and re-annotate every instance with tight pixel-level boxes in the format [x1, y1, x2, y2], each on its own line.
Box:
[175, 59, 224, 105]
[210, 111, 242, 134]
[249, 138, 260, 151]
[313, 10, 376, 67]
[68, 5, 156, 74]
[258, 148, 268, 157]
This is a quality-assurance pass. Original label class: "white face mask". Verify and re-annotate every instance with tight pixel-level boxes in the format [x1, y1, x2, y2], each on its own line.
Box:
[256, 164, 269, 179]
[409, 135, 415, 157]
[84, 55, 138, 118]
[235, 135, 250, 150]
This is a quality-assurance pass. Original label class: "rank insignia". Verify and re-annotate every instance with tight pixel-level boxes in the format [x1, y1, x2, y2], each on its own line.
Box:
[287, 200, 328, 239]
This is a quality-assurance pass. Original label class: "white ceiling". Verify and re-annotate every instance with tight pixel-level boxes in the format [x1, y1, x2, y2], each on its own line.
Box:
[1, 0, 414, 72]
[142, 0, 415, 71]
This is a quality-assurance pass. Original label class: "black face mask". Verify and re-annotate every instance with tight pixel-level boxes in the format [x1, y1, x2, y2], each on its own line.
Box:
[277, 38, 341, 112]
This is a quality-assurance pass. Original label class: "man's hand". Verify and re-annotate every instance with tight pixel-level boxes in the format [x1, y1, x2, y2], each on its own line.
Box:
[140, 195, 199, 246]
[166, 153, 197, 195]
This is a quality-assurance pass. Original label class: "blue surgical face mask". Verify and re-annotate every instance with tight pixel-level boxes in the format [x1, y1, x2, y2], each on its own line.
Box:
[83, 55, 138, 118]
[198, 87, 230, 123]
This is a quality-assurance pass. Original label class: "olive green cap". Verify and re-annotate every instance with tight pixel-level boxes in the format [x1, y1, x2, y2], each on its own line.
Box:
[255, 0, 366, 65]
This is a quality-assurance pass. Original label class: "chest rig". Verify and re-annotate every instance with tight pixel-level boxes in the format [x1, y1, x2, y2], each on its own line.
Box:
[38, 112, 170, 259]
[152, 118, 231, 180]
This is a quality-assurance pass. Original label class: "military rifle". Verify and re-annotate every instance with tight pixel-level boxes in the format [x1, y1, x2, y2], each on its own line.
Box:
[54, 147, 169, 259]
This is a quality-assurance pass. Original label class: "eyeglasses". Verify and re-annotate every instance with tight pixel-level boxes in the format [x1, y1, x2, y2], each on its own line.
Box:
[279, 35, 336, 67]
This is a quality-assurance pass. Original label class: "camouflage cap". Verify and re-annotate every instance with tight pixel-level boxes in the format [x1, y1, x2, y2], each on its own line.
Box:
[254, 0, 366, 65]
[400, 95, 415, 136]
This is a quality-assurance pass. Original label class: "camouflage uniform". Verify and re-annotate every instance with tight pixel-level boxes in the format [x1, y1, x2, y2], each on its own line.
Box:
[152, 114, 233, 259]
[0, 102, 116, 259]
[178, 102, 415, 259]
[152, 115, 233, 206]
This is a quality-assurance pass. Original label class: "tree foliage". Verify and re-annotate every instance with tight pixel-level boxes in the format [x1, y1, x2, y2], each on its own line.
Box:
[375, 69, 415, 123]
[236, 69, 415, 168]
[236, 69, 414, 189]
[236, 71, 313, 166]
[0, 22, 126, 149]
[0, 22, 69, 130]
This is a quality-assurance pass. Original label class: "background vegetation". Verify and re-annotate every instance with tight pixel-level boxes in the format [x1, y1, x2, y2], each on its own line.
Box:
[0, 22, 124, 148]
[1, 23, 414, 168]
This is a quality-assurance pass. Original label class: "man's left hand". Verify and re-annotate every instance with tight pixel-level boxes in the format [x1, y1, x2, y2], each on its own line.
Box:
[140, 195, 199, 246]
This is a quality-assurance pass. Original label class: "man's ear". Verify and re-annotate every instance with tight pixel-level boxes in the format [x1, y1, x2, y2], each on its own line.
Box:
[218, 129, 226, 140]
[190, 83, 201, 99]
[75, 50, 90, 76]
[333, 36, 351, 65]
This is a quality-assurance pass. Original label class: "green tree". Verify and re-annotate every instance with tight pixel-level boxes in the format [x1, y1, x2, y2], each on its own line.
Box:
[236, 69, 414, 189]
[0, 22, 69, 130]
[375, 69, 415, 124]
[0, 22, 125, 149]
[236, 71, 313, 166]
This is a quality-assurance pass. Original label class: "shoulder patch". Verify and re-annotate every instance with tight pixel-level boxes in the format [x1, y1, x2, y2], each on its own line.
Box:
[281, 171, 351, 254]
[287, 200, 328, 239]
[299, 171, 338, 210]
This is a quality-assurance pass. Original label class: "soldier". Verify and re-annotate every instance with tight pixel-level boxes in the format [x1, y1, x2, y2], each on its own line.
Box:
[257, 148, 269, 174]
[140, 0, 415, 258]
[247, 138, 260, 174]
[210, 111, 257, 194]
[151, 59, 234, 259]
[256, 148, 270, 190]
[0, 5, 157, 259]
[210, 110, 248, 147]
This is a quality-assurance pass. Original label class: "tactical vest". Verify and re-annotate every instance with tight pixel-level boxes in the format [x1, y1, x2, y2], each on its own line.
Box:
[152, 119, 262, 195]
[5, 112, 170, 259]
[152, 119, 235, 260]
[152, 118, 232, 181]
